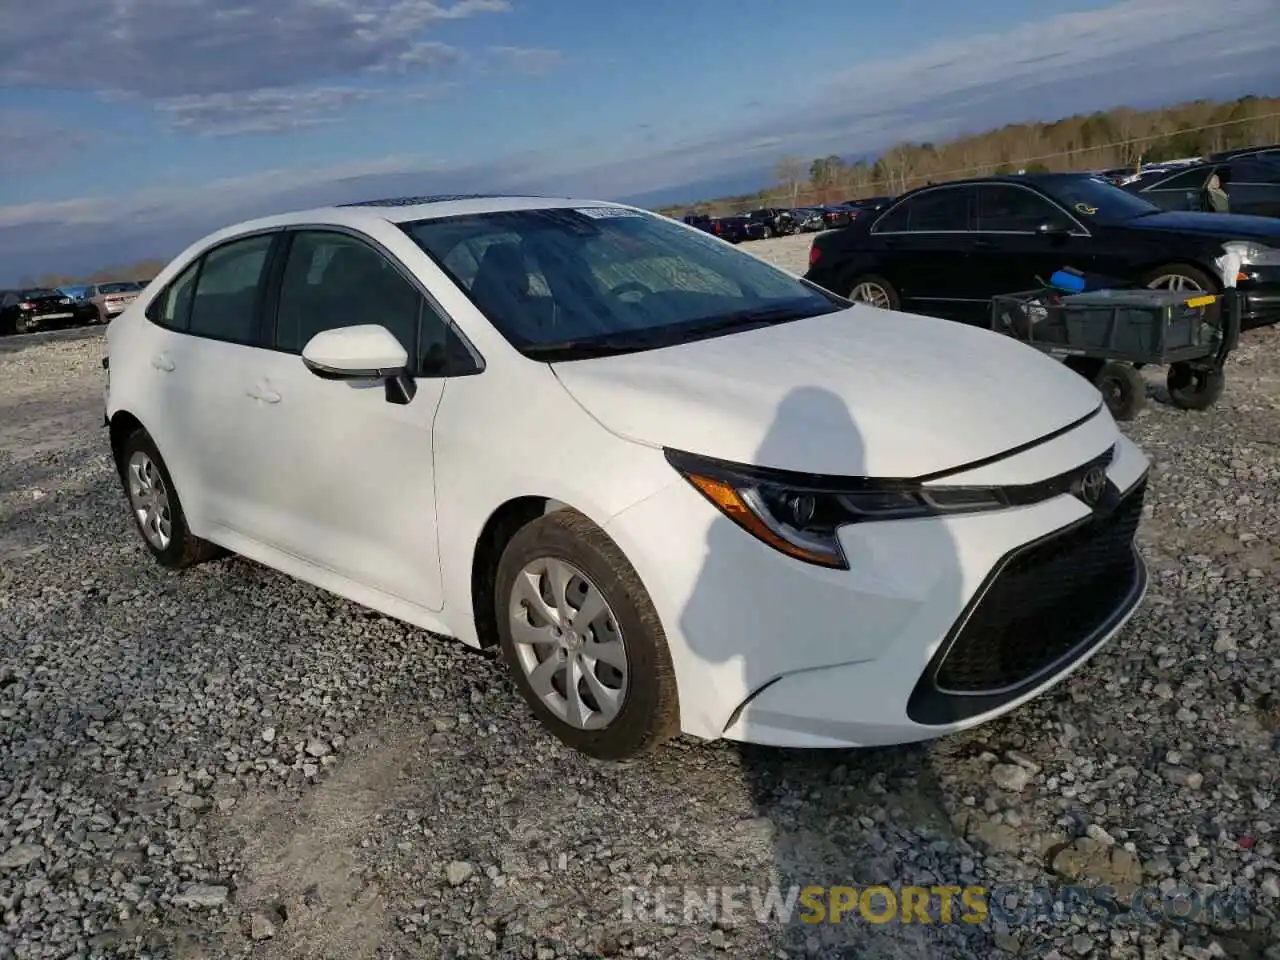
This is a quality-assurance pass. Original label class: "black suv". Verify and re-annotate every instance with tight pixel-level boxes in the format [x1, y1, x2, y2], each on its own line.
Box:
[1117, 155, 1280, 219]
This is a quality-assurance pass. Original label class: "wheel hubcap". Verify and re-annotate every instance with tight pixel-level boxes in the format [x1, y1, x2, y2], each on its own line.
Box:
[126, 450, 173, 550]
[1147, 274, 1202, 292]
[850, 282, 891, 308]
[509, 557, 628, 730]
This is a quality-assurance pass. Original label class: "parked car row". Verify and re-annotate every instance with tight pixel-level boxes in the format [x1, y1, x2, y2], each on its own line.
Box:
[801, 171, 1280, 331]
[0, 278, 149, 336]
[681, 196, 895, 243]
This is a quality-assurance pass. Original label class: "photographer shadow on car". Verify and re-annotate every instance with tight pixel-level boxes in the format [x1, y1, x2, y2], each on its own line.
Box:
[678, 386, 989, 956]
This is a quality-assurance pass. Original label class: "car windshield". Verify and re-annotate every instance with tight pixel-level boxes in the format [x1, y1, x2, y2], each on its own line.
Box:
[20, 288, 59, 298]
[403, 206, 843, 360]
[1038, 175, 1162, 223]
[99, 281, 139, 293]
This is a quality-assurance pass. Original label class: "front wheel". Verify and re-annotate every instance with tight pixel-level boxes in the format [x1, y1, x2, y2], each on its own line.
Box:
[1094, 361, 1146, 421]
[494, 510, 680, 761]
[1166, 362, 1225, 410]
[116, 429, 225, 569]
[1142, 262, 1217, 294]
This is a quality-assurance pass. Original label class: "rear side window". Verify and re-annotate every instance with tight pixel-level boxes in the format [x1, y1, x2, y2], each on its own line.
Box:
[148, 261, 200, 330]
[187, 234, 274, 344]
[872, 189, 975, 233]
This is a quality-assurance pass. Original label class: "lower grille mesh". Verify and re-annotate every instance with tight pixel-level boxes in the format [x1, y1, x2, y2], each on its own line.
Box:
[934, 481, 1146, 694]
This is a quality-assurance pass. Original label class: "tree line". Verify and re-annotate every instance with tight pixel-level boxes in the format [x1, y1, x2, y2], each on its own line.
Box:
[662, 94, 1280, 217]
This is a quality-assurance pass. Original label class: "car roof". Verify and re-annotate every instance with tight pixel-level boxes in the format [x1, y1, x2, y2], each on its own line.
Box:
[223, 194, 627, 234]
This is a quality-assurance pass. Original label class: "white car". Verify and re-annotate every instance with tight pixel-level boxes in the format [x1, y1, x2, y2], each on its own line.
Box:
[103, 194, 1150, 760]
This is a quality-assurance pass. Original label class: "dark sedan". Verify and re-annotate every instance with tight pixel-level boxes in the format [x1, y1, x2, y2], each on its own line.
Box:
[804, 173, 1280, 329]
[0, 287, 100, 335]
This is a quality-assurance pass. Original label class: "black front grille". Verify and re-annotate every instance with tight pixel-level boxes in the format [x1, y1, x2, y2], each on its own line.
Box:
[908, 479, 1146, 725]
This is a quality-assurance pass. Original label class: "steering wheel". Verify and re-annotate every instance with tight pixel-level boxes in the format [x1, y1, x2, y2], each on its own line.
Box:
[608, 281, 653, 302]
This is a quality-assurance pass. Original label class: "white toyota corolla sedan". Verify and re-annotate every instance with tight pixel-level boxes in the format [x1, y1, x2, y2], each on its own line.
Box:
[102, 194, 1150, 760]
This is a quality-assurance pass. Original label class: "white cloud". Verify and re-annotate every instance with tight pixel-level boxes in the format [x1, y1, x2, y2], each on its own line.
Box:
[0, 0, 510, 99]
[487, 46, 564, 76]
[0, 113, 100, 174]
[155, 87, 377, 136]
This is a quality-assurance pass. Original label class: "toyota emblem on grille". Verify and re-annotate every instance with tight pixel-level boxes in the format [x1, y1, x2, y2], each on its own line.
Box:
[1075, 466, 1107, 507]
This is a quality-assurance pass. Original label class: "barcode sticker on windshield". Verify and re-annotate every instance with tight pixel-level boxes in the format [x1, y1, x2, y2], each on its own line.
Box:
[575, 206, 644, 218]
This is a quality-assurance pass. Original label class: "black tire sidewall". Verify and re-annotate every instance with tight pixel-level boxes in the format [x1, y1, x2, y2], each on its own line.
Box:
[1166, 363, 1225, 410]
[118, 429, 197, 569]
[493, 512, 676, 760]
[1095, 362, 1146, 421]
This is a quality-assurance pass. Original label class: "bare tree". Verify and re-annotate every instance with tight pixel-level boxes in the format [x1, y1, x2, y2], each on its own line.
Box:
[773, 155, 806, 206]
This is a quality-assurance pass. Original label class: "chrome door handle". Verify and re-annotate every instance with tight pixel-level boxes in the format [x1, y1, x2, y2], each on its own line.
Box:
[150, 353, 174, 372]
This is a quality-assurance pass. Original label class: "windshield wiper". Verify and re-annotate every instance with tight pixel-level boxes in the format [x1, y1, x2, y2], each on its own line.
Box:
[522, 333, 667, 359]
[522, 304, 831, 360]
[677, 303, 834, 338]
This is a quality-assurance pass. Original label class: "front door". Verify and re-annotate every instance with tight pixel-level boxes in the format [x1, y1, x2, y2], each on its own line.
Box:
[236, 229, 448, 610]
[969, 184, 1097, 302]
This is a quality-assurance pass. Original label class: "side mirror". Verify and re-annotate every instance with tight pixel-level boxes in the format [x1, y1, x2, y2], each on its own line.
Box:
[300, 324, 417, 405]
[1037, 222, 1070, 237]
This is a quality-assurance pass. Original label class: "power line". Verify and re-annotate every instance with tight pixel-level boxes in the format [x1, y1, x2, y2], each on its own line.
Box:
[767, 109, 1280, 202]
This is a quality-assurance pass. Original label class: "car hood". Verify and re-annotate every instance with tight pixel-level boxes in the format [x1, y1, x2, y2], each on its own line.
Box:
[1125, 210, 1280, 242]
[550, 307, 1103, 477]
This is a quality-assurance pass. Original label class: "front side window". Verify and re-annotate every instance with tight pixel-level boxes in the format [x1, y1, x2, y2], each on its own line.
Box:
[403, 206, 842, 360]
[188, 234, 273, 343]
[273, 231, 423, 360]
[976, 186, 1074, 232]
[1148, 167, 1213, 192]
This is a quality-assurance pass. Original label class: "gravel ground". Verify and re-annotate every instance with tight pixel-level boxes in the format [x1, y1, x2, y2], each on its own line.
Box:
[2, 234, 1279, 960]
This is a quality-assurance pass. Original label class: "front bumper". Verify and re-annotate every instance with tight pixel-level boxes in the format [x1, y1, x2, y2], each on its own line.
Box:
[1237, 267, 1280, 329]
[603, 418, 1150, 747]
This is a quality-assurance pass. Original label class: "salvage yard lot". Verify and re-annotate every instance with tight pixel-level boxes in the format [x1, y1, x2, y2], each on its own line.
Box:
[2, 233, 1280, 960]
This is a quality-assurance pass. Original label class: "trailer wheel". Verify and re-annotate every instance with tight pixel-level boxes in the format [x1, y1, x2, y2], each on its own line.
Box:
[1166, 362, 1225, 410]
[1094, 362, 1146, 421]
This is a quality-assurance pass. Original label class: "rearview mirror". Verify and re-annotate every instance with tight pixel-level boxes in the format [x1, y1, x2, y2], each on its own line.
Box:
[301, 324, 417, 405]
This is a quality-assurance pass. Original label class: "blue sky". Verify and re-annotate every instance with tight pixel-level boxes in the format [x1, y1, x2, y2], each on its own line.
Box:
[2, 0, 1278, 280]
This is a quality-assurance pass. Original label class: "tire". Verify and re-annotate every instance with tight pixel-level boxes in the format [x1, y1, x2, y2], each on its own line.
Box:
[494, 509, 680, 761]
[1166, 362, 1225, 410]
[1141, 262, 1218, 294]
[116, 428, 225, 570]
[1094, 361, 1146, 421]
[846, 274, 900, 310]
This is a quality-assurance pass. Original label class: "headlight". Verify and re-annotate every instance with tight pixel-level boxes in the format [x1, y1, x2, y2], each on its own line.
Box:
[1223, 240, 1280, 266]
[664, 449, 1007, 569]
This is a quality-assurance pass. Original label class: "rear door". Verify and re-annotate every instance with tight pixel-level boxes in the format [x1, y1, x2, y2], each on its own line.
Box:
[867, 185, 981, 321]
[140, 232, 281, 533]
[1222, 159, 1280, 218]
